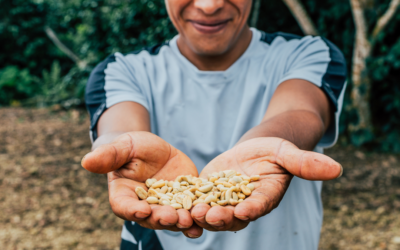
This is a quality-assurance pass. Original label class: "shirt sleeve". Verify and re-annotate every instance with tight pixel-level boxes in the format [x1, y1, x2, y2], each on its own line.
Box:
[85, 52, 149, 142]
[276, 36, 347, 148]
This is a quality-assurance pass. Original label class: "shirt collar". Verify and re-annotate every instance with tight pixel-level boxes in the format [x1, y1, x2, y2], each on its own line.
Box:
[169, 28, 261, 82]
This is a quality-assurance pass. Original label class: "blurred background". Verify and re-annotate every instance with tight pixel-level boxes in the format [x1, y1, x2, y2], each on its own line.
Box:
[0, 0, 399, 249]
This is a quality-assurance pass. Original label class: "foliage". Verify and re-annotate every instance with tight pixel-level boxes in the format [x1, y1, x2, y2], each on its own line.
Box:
[31, 62, 89, 108]
[0, 0, 400, 151]
[0, 0, 176, 107]
[256, 0, 400, 151]
[0, 66, 39, 106]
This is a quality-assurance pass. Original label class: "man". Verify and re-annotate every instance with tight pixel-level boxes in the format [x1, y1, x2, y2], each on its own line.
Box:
[81, 0, 346, 249]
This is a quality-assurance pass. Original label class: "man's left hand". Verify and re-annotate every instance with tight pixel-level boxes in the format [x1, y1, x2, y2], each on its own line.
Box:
[191, 137, 342, 232]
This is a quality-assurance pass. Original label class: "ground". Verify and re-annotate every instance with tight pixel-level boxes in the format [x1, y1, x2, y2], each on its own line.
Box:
[0, 108, 399, 250]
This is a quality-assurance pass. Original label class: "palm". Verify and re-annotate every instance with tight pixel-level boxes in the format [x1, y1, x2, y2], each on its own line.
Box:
[200, 138, 293, 214]
[106, 132, 198, 182]
[82, 132, 200, 235]
[192, 137, 342, 232]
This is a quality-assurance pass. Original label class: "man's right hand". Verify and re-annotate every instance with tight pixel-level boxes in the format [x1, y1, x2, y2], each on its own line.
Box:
[81, 131, 202, 238]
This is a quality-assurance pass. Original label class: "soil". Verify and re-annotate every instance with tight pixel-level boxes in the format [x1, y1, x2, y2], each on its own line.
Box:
[0, 108, 399, 250]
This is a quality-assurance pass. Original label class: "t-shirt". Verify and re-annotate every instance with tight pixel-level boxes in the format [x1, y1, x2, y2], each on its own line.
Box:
[85, 28, 347, 250]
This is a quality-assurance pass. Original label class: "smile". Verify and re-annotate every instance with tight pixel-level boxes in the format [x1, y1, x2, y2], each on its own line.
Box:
[189, 20, 230, 34]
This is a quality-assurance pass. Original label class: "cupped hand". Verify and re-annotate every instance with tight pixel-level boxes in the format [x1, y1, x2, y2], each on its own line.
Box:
[81, 131, 202, 238]
[191, 137, 342, 232]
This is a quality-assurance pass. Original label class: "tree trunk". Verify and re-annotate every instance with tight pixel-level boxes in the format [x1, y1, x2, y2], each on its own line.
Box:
[349, 0, 399, 135]
[349, 36, 372, 132]
[348, 0, 373, 134]
[251, 0, 261, 28]
[282, 0, 318, 35]
[44, 26, 87, 70]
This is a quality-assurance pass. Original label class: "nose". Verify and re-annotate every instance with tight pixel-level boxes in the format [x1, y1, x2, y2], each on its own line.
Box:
[193, 0, 224, 15]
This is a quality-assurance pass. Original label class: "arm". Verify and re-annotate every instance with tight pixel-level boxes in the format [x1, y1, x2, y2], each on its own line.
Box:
[238, 78, 332, 150]
[92, 101, 150, 149]
[82, 101, 202, 237]
[191, 79, 342, 232]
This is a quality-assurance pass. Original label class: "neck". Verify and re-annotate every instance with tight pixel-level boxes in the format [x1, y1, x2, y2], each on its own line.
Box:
[177, 26, 253, 71]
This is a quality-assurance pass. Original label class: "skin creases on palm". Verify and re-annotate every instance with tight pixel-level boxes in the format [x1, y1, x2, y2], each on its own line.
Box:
[108, 144, 200, 194]
[109, 145, 199, 184]
[83, 132, 201, 233]
[199, 139, 293, 218]
[104, 133, 200, 207]
[83, 131, 199, 182]
[197, 137, 342, 225]
[106, 144, 200, 227]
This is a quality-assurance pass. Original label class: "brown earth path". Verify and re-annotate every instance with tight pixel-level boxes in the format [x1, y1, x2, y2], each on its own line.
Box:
[0, 108, 399, 250]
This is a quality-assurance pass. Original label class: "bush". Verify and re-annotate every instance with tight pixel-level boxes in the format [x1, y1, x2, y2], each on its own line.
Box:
[0, 0, 400, 151]
[0, 66, 39, 105]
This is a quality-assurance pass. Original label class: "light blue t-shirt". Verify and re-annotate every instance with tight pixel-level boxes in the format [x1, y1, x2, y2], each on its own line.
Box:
[86, 28, 347, 250]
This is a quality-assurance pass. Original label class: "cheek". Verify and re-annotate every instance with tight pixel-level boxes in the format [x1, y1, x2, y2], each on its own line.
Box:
[165, 0, 189, 28]
[230, 0, 252, 19]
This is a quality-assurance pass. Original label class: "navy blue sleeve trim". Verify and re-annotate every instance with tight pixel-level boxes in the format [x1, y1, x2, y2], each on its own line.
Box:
[85, 54, 116, 141]
[121, 221, 163, 250]
[127, 41, 170, 56]
[320, 38, 347, 112]
[260, 31, 347, 112]
[260, 31, 301, 44]
[85, 42, 169, 142]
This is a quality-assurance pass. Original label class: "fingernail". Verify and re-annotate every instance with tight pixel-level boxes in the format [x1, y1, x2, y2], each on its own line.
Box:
[81, 153, 90, 166]
[159, 220, 173, 226]
[135, 212, 149, 219]
[208, 221, 224, 227]
[194, 216, 205, 221]
[338, 164, 343, 178]
[235, 215, 249, 221]
[176, 223, 189, 229]
[187, 233, 200, 239]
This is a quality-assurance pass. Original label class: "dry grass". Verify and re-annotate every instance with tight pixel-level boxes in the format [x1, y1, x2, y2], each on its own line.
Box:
[0, 108, 121, 249]
[320, 146, 400, 250]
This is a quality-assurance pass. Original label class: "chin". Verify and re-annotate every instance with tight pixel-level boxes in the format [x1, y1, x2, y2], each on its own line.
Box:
[191, 41, 230, 56]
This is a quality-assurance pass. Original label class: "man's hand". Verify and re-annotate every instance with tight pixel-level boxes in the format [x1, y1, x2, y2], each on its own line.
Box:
[81, 131, 203, 237]
[191, 137, 342, 232]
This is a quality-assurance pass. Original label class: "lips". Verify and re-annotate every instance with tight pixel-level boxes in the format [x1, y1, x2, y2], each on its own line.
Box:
[189, 20, 230, 34]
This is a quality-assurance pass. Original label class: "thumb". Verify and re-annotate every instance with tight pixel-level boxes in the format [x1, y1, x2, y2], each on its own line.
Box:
[275, 140, 342, 181]
[81, 133, 134, 174]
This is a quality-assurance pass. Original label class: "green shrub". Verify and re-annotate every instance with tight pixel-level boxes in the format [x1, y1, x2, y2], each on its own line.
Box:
[0, 66, 39, 105]
[0, 0, 399, 151]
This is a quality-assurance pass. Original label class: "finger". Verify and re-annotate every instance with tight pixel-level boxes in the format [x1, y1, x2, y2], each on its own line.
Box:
[109, 178, 152, 221]
[191, 204, 217, 231]
[81, 132, 171, 174]
[191, 203, 209, 223]
[137, 207, 194, 232]
[229, 218, 250, 232]
[176, 209, 193, 229]
[182, 223, 204, 238]
[276, 140, 342, 180]
[233, 186, 281, 221]
[205, 206, 233, 230]
[205, 206, 249, 231]
[81, 133, 134, 174]
[145, 205, 180, 229]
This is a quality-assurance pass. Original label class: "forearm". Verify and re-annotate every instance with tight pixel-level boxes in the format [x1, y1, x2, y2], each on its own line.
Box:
[238, 110, 326, 151]
[91, 102, 151, 151]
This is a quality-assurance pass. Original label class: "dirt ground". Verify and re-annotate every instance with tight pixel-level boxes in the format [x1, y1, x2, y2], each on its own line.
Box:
[0, 108, 399, 250]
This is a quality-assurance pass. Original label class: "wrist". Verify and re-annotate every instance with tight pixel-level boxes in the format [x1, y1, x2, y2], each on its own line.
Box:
[237, 111, 324, 150]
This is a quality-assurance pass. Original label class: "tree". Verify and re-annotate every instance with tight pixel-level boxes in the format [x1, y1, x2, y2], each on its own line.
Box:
[251, 0, 262, 27]
[281, 0, 318, 36]
[348, 0, 399, 136]
[278, 0, 399, 144]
